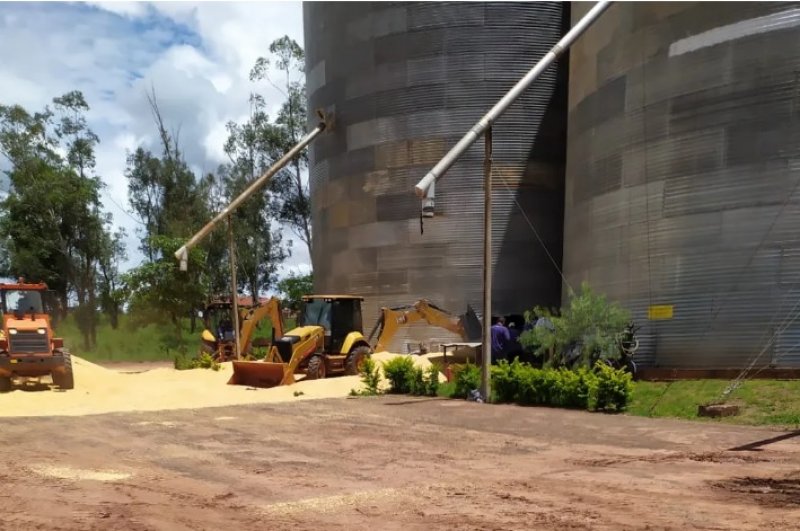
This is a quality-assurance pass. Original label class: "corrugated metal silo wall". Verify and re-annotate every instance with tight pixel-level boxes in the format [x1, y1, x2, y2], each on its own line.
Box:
[304, 2, 569, 352]
[564, 2, 800, 368]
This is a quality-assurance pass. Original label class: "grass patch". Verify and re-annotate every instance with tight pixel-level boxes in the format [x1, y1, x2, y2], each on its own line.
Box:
[54, 313, 289, 363]
[438, 373, 800, 428]
[437, 380, 457, 398]
[628, 379, 800, 427]
[56, 314, 179, 362]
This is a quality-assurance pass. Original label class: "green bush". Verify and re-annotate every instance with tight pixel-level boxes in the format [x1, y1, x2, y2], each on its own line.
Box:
[173, 350, 194, 371]
[515, 364, 549, 405]
[550, 367, 593, 409]
[173, 351, 221, 371]
[486, 359, 629, 412]
[383, 356, 441, 397]
[491, 360, 519, 403]
[382, 356, 416, 394]
[358, 357, 383, 396]
[591, 361, 633, 412]
[408, 366, 426, 395]
[519, 281, 631, 369]
[453, 363, 481, 399]
[424, 364, 440, 397]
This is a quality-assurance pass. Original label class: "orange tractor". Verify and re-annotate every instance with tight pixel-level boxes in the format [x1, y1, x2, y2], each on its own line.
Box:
[0, 279, 73, 392]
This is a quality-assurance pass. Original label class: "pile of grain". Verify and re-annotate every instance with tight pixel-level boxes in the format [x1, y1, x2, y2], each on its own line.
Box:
[0, 352, 444, 418]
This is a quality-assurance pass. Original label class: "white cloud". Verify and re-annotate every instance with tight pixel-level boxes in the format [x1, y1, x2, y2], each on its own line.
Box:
[0, 1, 309, 276]
[85, 1, 149, 18]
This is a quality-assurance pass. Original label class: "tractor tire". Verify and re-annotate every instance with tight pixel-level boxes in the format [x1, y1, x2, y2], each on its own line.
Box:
[345, 346, 371, 376]
[0, 376, 11, 393]
[305, 355, 326, 380]
[52, 350, 74, 390]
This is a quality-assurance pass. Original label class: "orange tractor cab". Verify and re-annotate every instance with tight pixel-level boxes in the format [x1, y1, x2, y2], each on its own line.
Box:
[0, 279, 73, 392]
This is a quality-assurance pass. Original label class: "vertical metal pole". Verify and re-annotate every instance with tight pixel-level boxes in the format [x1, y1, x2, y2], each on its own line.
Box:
[227, 215, 242, 359]
[482, 127, 493, 402]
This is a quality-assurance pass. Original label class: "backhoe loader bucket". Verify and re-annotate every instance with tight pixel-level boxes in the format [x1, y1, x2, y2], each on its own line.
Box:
[227, 361, 295, 388]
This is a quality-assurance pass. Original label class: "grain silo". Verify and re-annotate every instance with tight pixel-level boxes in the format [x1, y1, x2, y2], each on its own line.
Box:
[303, 2, 570, 352]
[563, 2, 800, 369]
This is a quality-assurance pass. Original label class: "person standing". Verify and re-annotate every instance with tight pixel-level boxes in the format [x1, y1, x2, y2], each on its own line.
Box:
[507, 321, 523, 361]
[491, 316, 511, 363]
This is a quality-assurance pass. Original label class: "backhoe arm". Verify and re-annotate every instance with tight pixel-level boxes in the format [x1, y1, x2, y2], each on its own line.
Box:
[369, 299, 468, 353]
[416, 300, 468, 339]
[239, 297, 284, 353]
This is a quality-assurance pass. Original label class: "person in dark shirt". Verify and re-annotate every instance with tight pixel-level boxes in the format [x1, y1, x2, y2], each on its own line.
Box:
[490, 316, 511, 363]
[507, 322, 523, 361]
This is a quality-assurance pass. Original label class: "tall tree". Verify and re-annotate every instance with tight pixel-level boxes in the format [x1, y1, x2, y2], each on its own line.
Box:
[123, 90, 220, 337]
[126, 90, 211, 258]
[0, 92, 115, 350]
[277, 272, 313, 313]
[53, 91, 106, 348]
[97, 227, 128, 330]
[123, 235, 207, 342]
[250, 36, 313, 258]
[220, 93, 288, 299]
[0, 103, 70, 304]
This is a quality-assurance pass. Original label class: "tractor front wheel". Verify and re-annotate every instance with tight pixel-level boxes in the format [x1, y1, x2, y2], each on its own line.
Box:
[0, 376, 11, 393]
[52, 350, 74, 390]
[305, 355, 327, 380]
[345, 346, 371, 376]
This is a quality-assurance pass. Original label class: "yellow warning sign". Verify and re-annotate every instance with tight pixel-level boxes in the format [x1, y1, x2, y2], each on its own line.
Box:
[648, 305, 674, 320]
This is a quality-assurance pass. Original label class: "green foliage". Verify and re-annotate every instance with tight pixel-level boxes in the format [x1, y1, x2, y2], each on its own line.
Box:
[0, 92, 123, 350]
[408, 366, 426, 396]
[553, 367, 594, 409]
[591, 361, 633, 412]
[97, 228, 128, 329]
[360, 357, 382, 395]
[381, 357, 440, 397]
[382, 355, 415, 394]
[351, 356, 382, 396]
[424, 364, 440, 397]
[453, 363, 482, 399]
[219, 96, 288, 298]
[249, 36, 312, 255]
[488, 359, 631, 412]
[121, 90, 237, 356]
[519, 281, 631, 369]
[173, 351, 220, 372]
[490, 359, 520, 403]
[122, 235, 207, 337]
[277, 272, 313, 312]
[625, 379, 800, 426]
[56, 313, 176, 362]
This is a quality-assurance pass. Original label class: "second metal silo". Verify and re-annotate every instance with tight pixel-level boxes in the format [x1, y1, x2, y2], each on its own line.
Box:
[304, 2, 570, 351]
[563, 2, 800, 369]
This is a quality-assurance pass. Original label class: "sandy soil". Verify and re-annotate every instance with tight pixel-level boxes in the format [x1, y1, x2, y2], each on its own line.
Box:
[0, 352, 435, 417]
[1, 397, 798, 530]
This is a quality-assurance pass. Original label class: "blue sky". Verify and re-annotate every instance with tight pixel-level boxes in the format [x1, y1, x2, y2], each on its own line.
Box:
[0, 1, 309, 277]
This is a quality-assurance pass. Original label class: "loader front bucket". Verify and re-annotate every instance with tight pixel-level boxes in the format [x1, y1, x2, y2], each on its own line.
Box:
[227, 361, 295, 388]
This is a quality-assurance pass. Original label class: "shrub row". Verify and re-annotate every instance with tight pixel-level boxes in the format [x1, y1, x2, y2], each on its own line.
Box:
[452, 359, 632, 412]
[382, 356, 440, 397]
[174, 351, 221, 371]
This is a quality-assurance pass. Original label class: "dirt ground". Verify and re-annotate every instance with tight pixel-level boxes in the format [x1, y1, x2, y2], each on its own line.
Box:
[1, 396, 799, 530]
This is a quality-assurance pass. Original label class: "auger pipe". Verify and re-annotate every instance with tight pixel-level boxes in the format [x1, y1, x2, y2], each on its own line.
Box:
[174, 121, 326, 268]
[413, 0, 613, 197]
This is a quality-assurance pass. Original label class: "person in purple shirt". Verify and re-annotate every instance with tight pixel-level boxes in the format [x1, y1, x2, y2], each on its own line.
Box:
[490, 316, 511, 362]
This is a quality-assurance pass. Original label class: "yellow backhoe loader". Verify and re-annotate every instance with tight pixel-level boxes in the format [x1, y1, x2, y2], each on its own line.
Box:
[227, 295, 373, 388]
[367, 299, 482, 353]
[200, 296, 283, 362]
